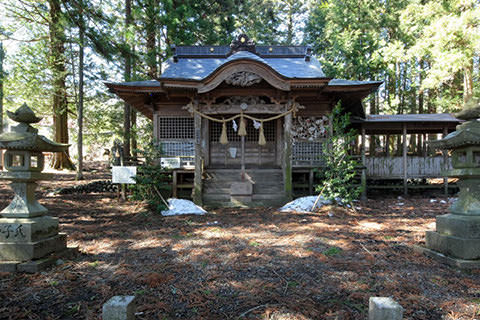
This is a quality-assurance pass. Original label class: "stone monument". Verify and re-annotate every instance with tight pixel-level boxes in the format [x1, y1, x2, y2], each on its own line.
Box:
[0, 104, 73, 272]
[420, 98, 480, 268]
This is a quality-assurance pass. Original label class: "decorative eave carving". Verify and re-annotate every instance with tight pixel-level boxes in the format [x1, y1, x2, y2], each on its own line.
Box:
[198, 62, 290, 93]
[224, 71, 262, 87]
[183, 96, 305, 115]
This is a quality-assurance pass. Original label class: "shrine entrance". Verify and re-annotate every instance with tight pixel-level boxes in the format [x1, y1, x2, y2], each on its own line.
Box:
[182, 97, 299, 206]
[208, 117, 280, 169]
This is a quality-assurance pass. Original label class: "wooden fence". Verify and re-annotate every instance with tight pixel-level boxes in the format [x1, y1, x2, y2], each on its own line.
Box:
[365, 156, 451, 179]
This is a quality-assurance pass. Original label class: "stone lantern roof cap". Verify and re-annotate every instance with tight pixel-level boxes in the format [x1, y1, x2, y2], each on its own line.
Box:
[430, 120, 480, 150]
[6, 103, 42, 124]
[430, 99, 480, 150]
[0, 104, 69, 152]
[455, 98, 480, 121]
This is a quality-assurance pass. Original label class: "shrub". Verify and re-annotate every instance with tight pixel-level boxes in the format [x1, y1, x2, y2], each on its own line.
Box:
[129, 142, 171, 212]
[315, 104, 362, 204]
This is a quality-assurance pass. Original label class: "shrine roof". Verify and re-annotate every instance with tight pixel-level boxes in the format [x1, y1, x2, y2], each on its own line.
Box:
[160, 50, 327, 80]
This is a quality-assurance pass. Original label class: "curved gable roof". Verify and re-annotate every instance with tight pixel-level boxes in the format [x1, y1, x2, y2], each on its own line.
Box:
[160, 51, 326, 81]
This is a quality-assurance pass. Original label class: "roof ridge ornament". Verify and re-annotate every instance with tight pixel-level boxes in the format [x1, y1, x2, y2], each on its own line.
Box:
[229, 34, 256, 55]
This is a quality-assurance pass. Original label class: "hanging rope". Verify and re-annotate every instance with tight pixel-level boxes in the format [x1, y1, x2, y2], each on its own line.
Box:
[258, 121, 266, 146]
[220, 119, 228, 145]
[185, 101, 300, 145]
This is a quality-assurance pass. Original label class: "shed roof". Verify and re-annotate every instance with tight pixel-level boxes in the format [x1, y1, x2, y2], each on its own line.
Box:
[363, 113, 460, 123]
[351, 113, 461, 135]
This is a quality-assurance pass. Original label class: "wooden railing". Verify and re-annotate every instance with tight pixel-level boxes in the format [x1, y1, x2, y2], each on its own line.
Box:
[365, 156, 451, 179]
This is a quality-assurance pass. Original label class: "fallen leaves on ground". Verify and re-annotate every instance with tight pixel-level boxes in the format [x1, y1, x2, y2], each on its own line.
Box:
[0, 163, 478, 319]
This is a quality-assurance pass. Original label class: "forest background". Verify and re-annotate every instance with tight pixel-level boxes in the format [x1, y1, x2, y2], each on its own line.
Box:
[0, 0, 478, 177]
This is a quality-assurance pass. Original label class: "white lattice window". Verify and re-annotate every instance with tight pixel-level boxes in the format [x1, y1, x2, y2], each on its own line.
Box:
[157, 116, 195, 162]
[160, 141, 195, 157]
[157, 116, 194, 140]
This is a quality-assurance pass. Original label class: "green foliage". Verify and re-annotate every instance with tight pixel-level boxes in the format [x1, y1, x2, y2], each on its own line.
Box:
[315, 104, 361, 204]
[323, 247, 342, 256]
[129, 142, 171, 213]
[305, 0, 479, 115]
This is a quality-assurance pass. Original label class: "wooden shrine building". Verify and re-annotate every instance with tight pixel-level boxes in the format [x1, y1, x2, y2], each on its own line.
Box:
[106, 35, 381, 206]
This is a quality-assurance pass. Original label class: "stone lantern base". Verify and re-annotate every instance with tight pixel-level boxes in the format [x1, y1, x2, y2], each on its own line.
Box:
[415, 214, 480, 269]
[0, 215, 76, 273]
[0, 173, 76, 273]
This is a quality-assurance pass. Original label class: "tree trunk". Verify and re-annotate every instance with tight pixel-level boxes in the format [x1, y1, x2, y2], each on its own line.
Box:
[369, 92, 376, 154]
[131, 108, 137, 160]
[0, 42, 4, 134]
[123, 0, 132, 159]
[286, 1, 294, 45]
[146, 0, 158, 79]
[49, 0, 75, 170]
[76, 20, 85, 180]
[417, 60, 424, 155]
[464, 60, 474, 104]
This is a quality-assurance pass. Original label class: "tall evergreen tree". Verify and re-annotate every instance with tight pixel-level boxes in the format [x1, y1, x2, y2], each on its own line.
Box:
[49, 0, 75, 169]
[123, 0, 133, 159]
[0, 42, 4, 134]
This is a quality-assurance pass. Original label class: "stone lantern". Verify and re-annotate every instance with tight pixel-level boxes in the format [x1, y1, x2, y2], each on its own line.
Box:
[0, 104, 71, 272]
[423, 98, 480, 268]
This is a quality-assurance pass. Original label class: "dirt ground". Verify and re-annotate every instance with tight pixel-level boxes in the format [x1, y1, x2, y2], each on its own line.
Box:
[0, 163, 479, 320]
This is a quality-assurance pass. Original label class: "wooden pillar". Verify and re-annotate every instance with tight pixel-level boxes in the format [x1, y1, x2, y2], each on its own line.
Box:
[172, 170, 178, 198]
[361, 125, 367, 200]
[192, 105, 203, 205]
[403, 123, 408, 196]
[385, 134, 390, 157]
[241, 135, 245, 180]
[283, 113, 293, 201]
[443, 126, 449, 196]
[423, 133, 427, 157]
[309, 169, 314, 195]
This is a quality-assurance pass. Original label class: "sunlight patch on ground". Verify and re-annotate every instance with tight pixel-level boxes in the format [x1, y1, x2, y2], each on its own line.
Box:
[129, 238, 163, 250]
[355, 221, 384, 231]
[82, 239, 121, 254]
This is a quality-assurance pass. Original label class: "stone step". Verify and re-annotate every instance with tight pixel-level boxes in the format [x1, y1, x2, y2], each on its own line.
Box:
[204, 184, 284, 194]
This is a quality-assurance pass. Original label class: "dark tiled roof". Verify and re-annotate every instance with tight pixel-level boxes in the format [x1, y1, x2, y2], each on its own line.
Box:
[106, 80, 161, 87]
[328, 79, 383, 86]
[364, 114, 460, 123]
[174, 45, 309, 58]
[160, 50, 326, 80]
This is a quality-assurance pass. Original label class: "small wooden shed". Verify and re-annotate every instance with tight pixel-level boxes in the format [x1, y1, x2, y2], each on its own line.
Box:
[352, 114, 461, 196]
[106, 35, 381, 206]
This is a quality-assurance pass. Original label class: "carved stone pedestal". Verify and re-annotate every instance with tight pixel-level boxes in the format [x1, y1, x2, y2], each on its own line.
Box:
[422, 214, 480, 268]
[0, 174, 74, 272]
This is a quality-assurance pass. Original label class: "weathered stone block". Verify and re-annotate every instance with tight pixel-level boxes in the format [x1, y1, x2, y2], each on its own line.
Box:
[102, 296, 136, 320]
[426, 231, 480, 260]
[0, 261, 19, 272]
[414, 245, 480, 269]
[230, 181, 253, 196]
[0, 216, 59, 242]
[368, 297, 403, 320]
[436, 214, 480, 238]
[0, 233, 67, 261]
[231, 195, 252, 206]
[16, 246, 78, 273]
